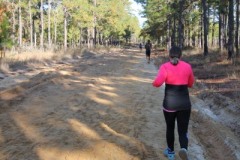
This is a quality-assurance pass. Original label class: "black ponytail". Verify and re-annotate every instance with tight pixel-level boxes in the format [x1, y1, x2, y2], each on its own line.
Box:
[169, 46, 182, 65]
[170, 57, 179, 65]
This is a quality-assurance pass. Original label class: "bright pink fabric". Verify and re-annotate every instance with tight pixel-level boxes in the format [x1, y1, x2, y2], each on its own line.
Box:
[152, 60, 194, 88]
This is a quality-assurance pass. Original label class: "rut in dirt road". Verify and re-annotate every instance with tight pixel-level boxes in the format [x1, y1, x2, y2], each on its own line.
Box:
[0, 48, 239, 160]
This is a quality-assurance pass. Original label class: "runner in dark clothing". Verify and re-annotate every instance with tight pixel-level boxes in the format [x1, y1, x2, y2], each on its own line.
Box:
[152, 46, 194, 160]
[145, 40, 152, 63]
[139, 43, 143, 50]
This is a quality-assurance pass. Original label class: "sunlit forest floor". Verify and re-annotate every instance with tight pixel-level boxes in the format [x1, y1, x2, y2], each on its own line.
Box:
[0, 46, 239, 160]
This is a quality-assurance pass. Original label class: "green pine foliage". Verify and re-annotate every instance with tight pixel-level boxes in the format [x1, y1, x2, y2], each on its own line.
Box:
[0, 2, 13, 49]
[1, 0, 141, 49]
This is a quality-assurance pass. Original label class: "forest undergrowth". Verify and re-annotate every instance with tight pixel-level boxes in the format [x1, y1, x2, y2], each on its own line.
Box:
[0, 47, 108, 74]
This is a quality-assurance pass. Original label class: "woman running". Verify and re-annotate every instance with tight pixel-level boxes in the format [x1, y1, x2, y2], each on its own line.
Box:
[152, 46, 194, 160]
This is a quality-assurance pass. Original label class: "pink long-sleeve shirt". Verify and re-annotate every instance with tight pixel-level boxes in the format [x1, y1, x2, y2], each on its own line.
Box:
[153, 60, 194, 88]
[152, 60, 194, 112]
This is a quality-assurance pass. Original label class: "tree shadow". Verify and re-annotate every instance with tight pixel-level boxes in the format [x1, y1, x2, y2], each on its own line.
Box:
[0, 49, 156, 159]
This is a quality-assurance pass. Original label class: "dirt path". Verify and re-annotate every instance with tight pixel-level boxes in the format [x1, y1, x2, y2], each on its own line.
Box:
[0, 48, 239, 160]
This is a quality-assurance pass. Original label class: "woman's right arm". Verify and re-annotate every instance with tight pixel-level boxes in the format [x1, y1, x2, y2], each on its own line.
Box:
[152, 65, 167, 87]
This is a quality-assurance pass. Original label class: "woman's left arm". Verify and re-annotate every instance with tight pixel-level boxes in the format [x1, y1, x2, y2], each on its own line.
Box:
[188, 68, 194, 87]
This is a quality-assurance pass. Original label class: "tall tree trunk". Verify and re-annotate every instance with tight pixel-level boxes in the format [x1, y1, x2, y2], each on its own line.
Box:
[29, 0, 33, 48]
[54, 10, 57, 45]
[212, 23, 216, 47]
[171, 14, 176, 46]
[200, 14, 203, 48]
[188, 22, 191, 47]
[93, 0, 97, 46]
[167, 17, 171, 50]
[211, 9, 216, 47]
[207, 2, 210, 44]
[33, 19, 36, 47]
[40, 0, 44, 49]
[219, 12, 222, 49]
[178, 0, 185, 48]
[186, 24, 188, 46]
[90, 28, 94, 47]
[48, 0, 51, 48]
[11, 2, 16, 43]
[202, 0, 208, 56]
[223, 14, 228, 49]
[224, 0, 228, 49]
[79, 27, 82, 46]
[34, 34, 36, 48]
[228, 0, 234, 60]
[64, 7, 67, 50]
[235, 0, 239, 56]
[18, 0, 22, 47]
[87, 28, 90, 48]
[99, 32, 103, 45]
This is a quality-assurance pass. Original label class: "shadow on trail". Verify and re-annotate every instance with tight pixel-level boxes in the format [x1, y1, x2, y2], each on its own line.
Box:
[0, 48, 156, 159]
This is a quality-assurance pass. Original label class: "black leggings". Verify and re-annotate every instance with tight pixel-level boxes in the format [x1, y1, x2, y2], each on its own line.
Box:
[163, 109, 191, 151]
[146, 50, 151, 57]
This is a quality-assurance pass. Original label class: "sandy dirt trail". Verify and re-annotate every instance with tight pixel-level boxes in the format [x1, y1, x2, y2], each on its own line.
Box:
[0, 48, 239, 160]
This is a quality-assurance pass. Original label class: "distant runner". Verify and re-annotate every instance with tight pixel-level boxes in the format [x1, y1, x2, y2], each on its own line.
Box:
[139, 43, 143, 50]
[145, 40, 152, 63]
[152, 46, 194, 160]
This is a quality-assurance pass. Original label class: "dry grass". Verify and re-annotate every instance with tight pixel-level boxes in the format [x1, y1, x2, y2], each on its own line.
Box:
[0, 46, 120, 74]
[0, 48, 87, 73]
[185, 50, 240, 102]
